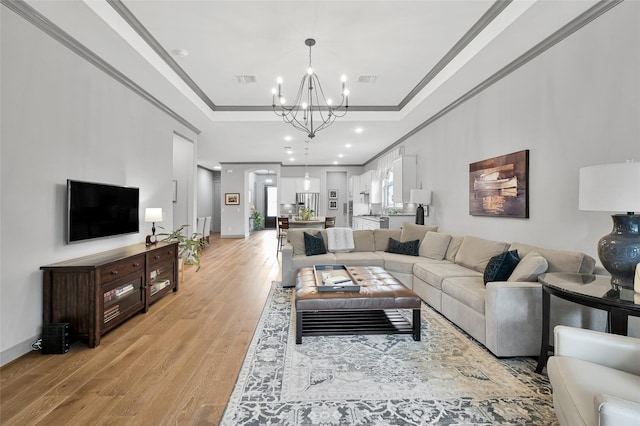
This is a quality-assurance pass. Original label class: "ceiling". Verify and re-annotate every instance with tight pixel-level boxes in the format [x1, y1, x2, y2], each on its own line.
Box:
[21, 0, 605, 168]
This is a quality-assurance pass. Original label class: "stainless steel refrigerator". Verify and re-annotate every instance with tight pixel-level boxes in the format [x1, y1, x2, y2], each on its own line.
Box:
[296, 193, 319, 217]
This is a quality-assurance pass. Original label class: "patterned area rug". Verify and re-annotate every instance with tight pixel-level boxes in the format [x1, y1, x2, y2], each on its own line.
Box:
[220, 284, 557, 425]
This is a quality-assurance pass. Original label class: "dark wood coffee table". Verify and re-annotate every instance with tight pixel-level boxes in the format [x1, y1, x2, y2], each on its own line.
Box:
[294, 265, 422, 344]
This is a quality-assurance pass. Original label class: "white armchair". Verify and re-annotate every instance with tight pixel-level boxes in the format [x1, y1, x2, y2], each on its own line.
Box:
[547, 325, 640, 426]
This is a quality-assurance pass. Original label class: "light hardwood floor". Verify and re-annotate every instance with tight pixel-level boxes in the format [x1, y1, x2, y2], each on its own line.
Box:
[1, 230, 281, 425]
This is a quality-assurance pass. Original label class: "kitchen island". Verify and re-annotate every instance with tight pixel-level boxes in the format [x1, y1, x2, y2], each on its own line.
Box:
[288, 219, 326, 229]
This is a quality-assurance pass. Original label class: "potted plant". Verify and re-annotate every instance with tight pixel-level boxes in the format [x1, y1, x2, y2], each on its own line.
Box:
[251, 210, 264, 230]
[158, 224, 204, 271]
[299, 207, 314, 221]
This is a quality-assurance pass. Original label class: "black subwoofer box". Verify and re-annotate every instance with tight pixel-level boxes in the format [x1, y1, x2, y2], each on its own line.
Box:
[41, 323, 71, 354]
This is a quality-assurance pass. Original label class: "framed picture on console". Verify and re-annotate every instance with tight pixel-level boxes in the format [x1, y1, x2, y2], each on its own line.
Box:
[225, 193, 240, 205]
[328, 189, 338, 199]
[469, 149, 529, 218]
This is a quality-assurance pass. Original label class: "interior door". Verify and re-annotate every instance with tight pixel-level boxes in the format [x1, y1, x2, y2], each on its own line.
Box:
[264, 186, 277, 229]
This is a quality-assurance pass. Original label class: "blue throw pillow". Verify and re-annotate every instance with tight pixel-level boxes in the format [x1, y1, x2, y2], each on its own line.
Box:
[484, 250, 520, 284]
[304, 231, 327, 256]
[386, 237, 420, 256]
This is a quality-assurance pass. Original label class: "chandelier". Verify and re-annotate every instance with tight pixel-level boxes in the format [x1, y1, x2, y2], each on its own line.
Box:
[271, 38, 349, 139]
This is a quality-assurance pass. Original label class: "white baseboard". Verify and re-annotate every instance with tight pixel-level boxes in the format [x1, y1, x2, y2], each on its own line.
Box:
[1, 335, 39, 367]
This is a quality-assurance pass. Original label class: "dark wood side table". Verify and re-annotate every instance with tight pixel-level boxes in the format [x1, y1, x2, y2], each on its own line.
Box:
[535, 272, 640, 373]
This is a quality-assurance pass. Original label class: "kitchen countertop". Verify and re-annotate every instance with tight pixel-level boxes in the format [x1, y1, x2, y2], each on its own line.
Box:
[354, 213, 415, 218]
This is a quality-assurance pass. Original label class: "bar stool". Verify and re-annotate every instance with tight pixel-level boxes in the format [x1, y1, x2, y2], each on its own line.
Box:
[277, 217, 289, 255]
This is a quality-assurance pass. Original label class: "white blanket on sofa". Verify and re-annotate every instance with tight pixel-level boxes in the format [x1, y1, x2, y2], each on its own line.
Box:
[326, 227, 355, 252]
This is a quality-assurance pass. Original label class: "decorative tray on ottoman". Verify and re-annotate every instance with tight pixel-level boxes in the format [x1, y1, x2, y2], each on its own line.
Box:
[313, 265, 361, 292]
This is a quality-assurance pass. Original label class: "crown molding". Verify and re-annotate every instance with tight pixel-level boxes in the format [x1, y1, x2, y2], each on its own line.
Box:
[398, 0, 512, 110]
[1, 0, 201, 135]
[366, 0, 623, 165]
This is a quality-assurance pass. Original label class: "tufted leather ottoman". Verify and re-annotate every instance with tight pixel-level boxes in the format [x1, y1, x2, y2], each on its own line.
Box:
[295, 266, 421, 343]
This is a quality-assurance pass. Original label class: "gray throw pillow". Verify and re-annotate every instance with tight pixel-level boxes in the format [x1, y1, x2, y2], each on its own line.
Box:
[419, 232, 452, 260]
[508, 251, 548, 282]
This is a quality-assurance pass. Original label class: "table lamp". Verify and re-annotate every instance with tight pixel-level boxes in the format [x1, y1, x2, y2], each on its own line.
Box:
[144, 207, 163, 245]
[579, 161, 640, 289]
[410, 189, 432, 225]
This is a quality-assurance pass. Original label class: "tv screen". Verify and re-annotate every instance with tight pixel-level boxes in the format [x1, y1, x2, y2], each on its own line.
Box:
[67, 180, 140, 243]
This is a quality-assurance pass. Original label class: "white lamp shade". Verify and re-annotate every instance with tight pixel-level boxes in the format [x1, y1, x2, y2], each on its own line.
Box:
[410, 189, 432, 205]
[579, 162, 640, 213]
[144, 208, 163, 222]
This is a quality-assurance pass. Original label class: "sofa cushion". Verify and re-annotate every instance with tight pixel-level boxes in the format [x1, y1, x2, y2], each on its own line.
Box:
[334, 251, 385, 267]
[413, 262, 481, 290]
[376, 251, 424, 274]
[400, 222, 439, 243]
[373, 229, 402, 251]
[352, 230, 375, 252]
[547, 356, 640, 426]
[288, 228, 329, 256]
[455, 236, 509, 273]
[304, 231, 327, 256]
[386, 238, 420, 256]
[508, 251, 548, 282]
[419, 232, 452, 260]
[441, 276, 486, 314]
[444, 233, 465, 262]
[509, 242, 595, 274]
[483, 250, 520, 284]
[291, 253, 337, 270]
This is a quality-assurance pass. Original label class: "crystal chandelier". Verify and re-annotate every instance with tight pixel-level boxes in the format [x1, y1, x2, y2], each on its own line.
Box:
[272, 38, 349, 139]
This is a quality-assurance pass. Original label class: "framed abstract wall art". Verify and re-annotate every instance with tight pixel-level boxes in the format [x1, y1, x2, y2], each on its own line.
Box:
[469, 149, 529, 218]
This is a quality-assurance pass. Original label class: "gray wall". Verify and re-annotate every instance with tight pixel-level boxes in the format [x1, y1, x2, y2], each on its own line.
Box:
[0, 9, 198, 365]
[367, 0, 639, 263]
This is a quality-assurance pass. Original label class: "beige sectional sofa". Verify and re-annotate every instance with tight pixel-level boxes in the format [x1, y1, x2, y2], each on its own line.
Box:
[281, 223, 606, 357]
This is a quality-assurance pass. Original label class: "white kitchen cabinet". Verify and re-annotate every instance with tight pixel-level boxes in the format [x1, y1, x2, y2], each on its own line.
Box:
[281, 177, 320, 204]
[369, 174, 381, 204]
[295, 177, 320, 193]
[356, 170, 381, 204]
[360, 170, 373, 194]
[392, 155, 417, 203]
[280, 177, 297, 204]
[348, 174, 361, 199]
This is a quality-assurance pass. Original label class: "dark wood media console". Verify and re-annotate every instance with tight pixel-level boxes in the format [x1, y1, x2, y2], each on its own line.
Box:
[41, 241, 179, 347]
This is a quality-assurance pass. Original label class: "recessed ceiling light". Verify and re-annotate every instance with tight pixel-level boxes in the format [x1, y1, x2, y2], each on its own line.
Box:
[172, 48, 189, 57]
[338, 154, 344, 158]
[346, 143, 352, 148]
[333, 161, 338, 165]
[287, 150, 293, 155]
[289, 157, 295, 162]
[284, 136, 292, 141]
[355, 128, 363, 134]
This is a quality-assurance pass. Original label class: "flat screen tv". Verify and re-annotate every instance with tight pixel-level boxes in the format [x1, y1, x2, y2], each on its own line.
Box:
[67, 179, 140, 243]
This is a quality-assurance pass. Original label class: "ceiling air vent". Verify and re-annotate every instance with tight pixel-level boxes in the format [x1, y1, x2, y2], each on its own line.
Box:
[236, 75, 257, 84]
[357, 74, 378, 84]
